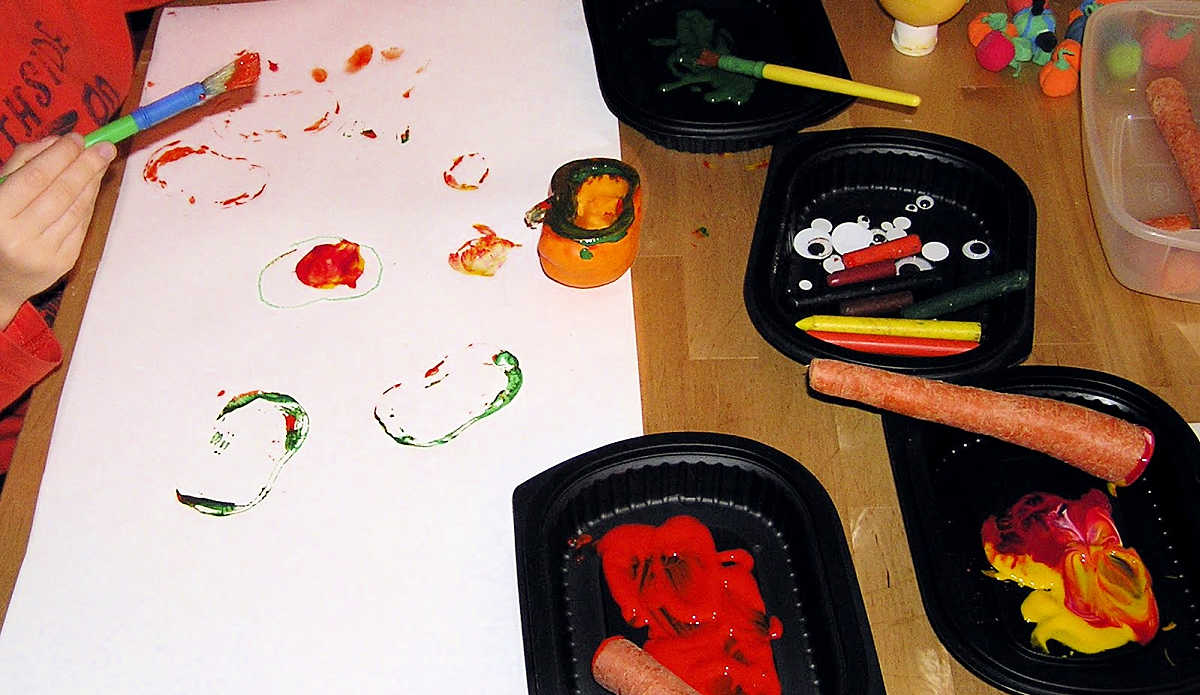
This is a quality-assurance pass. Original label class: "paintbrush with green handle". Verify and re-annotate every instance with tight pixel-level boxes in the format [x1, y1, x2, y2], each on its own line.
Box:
[0, 52, 261, 184]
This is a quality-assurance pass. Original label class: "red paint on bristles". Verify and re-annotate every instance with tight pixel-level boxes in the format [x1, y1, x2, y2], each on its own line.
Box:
[226, 52, 262, 91]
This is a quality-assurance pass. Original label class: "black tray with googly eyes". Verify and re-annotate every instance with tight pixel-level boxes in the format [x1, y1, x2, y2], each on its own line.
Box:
[743, 127, 1037, 380]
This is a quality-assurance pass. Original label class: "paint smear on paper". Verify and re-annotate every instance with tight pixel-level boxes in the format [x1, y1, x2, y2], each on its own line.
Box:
[346, 44, 373, 73]
[443, 152, 489, 190]
[448, 224, 519, 276]
[374, 344, 522, 447]
[312, 67, 328, 83]
[142, 140, 268, 207]
[176, 390, 309, 516]
[258, 235, 382, 308]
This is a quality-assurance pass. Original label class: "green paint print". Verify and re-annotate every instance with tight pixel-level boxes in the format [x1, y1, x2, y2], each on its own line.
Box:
[374, 344, 522, 447]
[176, 390, 310, 516]
[651, 9, 756, 106]
[258, 235, 382, 308]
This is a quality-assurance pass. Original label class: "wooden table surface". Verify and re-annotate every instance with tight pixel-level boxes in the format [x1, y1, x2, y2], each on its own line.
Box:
[3, 2, 1198, 693]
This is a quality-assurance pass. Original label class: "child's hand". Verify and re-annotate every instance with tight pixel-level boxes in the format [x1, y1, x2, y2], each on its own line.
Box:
[0, 134, 117, 327]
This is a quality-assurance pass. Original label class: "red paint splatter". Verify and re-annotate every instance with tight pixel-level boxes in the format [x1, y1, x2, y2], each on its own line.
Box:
[567, 534, 593, 549]
[188, 195, 196, 205]
[268, 60, 279, 72]
[361, 129, 377, 139]
[225, 51, 261, 91]
[304, 111, 333, 132]
[399, 125, 411, 143]
[701, 159, 712, 169]
[142, 142, 211, 187]
[294, 239, 366, 289]
[442, 153, 489, 190]
[346, 44, 374, 73]
[745, 159, 769, 171]
[424, 360, 446, 378]
[381, 46, 404, 60]
[217, 389, 226, 397]
[402, 87, 413, 98]
[595, 515, 783, 695]
[311, 67, 328, 83]
[219, 183, 267, 208]
[416, 60, 430, 73]
[146, 80, 156, 88]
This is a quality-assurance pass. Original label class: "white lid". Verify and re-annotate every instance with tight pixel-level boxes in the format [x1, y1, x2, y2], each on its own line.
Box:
[891, 20, 939, 57]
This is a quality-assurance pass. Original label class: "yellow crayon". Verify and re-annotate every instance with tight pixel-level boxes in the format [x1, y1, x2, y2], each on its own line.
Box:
[795, 314, 982, 342]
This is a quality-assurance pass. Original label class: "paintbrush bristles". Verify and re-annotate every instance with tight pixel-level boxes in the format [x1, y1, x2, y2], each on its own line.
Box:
[696, 49, 720, 68]
[200, 52, 262, 97]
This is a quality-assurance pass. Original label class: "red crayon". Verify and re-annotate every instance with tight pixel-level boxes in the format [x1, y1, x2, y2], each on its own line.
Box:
[826, 259, 898, 287]
[841, 234, 923, 268]
[806, 330, 978, 356]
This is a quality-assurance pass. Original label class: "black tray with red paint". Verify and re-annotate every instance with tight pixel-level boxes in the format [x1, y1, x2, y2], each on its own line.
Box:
[580, 0, 854, 153]
[878, 365, 1200, 695]
[744, 128, 1036, 380]
[512, 431, 884, 695]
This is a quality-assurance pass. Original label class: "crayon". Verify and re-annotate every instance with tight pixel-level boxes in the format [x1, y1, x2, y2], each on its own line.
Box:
[841, 235, 922, 268]
[805, 330, 978, 356]
[788, 271, 945, 311]
[826, 259, 901, 287]
[795, 314, 982, 342]
[838, 290, 914, 316]
[900, 269, 1030, 319]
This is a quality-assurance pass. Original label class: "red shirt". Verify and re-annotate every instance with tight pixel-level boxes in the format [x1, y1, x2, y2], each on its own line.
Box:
[0, 0, 165, 472]
[0, 0, 163, 161]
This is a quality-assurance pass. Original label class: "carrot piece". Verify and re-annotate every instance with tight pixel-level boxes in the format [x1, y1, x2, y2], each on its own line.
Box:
[1146, 77, 1200, 222]
[592, 637, 702, 695]
[806, 358, 1155, 485]
[1142, 213, 1194, 231]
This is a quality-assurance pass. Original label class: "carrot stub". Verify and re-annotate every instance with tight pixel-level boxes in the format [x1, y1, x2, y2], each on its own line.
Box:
[1146, 77, 1200, 222]
[592, 637, 702, 695]
[806, 358, 1154, 485]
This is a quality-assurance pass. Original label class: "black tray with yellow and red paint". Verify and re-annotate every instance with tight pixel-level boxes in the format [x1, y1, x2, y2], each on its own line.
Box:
[512, 431, 884, 695]
[743, 128, 1037, 380]
[580, 0, 854, 153]
[878, 365, 1200, 695]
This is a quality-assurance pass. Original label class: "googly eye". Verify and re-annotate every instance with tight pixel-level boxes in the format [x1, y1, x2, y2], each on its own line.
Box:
[891, 216, 912, 232]
[797, 279, 814, 291]
[895, 255, 933, 274]
[856, 215, 871, 226]
[822, 254, 845, 274]
[792, 229, 834, 259]
[904, 203, 918, 212]
[809, 217, 834, 234]
[921, 241, 950, 262]
[915, 195, 935, 210]
[831, 221, 873, 255]
[962, 239, 991, 260]
[871, 230, 889, 244]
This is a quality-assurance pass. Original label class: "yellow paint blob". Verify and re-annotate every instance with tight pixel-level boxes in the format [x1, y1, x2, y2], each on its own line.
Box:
[573, 175, 630, 230]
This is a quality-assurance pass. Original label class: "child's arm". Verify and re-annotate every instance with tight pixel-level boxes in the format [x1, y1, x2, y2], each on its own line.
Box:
[0, 134, 117, 327]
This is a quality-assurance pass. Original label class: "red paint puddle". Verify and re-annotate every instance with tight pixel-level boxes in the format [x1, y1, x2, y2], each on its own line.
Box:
[448, 224, 519, 276]
[381, 46, 404, 60]
[345, 44, 373, 73]
[443, 153, 489, 190]
[596, 515, 784, 695]
[312, 67, 328, 83]
[294, 239, 366, 289]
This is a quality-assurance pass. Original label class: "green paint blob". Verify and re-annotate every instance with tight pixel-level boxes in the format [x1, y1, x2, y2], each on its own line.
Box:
[651, 9, 756, 106]
[580, 247, 594, 260]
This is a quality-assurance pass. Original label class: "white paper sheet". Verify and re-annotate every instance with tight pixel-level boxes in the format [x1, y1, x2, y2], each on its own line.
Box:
[0, 2, 643, 691]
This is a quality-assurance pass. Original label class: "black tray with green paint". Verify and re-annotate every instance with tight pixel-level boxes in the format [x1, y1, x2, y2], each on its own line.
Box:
[744, 127, 1037, 380]
[881, 365, 1200, 695]
[512, 431, 884, 694]
[580, 0, 854, 153]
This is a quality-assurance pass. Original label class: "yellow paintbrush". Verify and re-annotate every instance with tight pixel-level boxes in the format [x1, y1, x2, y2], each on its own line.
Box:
[696, 49, 921, 108]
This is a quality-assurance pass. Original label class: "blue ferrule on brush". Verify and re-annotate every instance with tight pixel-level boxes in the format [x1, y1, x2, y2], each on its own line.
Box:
[130, 82, 205, 130]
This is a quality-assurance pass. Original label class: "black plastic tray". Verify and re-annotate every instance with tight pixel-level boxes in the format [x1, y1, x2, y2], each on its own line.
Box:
[744, 128, 1037, 380]
[512, 431, 884, 695]
[580, 0, 854, 153]
[880, 365, 1200, 695]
